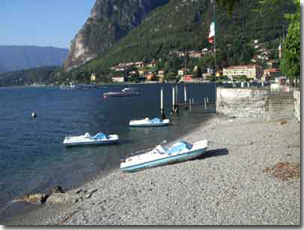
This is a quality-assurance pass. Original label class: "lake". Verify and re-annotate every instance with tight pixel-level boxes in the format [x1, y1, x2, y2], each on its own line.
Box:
[0, 83, 216, 217]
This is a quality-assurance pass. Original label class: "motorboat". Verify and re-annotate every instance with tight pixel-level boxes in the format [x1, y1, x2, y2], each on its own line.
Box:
[63, 132, 119, 147]
[120, 140, 208, 172]
[129, 117, 170, 127]
[103, 88, 141, 98]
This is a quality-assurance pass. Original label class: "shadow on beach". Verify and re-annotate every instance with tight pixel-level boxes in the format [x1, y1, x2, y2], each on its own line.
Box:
[196, 148, 229, 160]
[162, 148, 229, 168]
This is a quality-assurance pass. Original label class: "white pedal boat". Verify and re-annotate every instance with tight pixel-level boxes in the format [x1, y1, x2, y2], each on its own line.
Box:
[63, 132, 119, 147]
[120, 140, 208, 172]
[129, 117, 170, 127]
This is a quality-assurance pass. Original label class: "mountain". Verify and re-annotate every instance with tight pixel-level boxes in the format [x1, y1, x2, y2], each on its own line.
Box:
[94, 0, 295, 67]
[0, 45, 68, 73]
[61, 0, 295, 83]
[64, 0, 169, 70]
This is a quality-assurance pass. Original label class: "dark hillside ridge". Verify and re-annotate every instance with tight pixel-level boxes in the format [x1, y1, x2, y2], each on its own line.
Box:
[0, 46, 68, 73]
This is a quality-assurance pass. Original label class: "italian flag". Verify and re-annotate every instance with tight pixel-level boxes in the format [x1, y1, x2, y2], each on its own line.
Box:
[208, 21, 215, 43]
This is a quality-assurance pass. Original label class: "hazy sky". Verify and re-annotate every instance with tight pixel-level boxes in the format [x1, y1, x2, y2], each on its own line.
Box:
[0, 0, 95, 48]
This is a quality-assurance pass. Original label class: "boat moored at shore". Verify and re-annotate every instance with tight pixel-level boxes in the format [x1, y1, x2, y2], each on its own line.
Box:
[63, 132, 119, 147]
[120, 140, 208, 172]
[103, 88, 141, 98]
[129, 118, 170, 127]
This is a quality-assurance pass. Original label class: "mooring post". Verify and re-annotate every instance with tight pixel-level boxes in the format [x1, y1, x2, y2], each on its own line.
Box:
[160, 87, 166, 119]
[172, 87, 175, 108]
[184, 85, 188, 109]
[204, 98, 207, 110]
[175, 85, 179, 115]
[171, 86, 176, 115]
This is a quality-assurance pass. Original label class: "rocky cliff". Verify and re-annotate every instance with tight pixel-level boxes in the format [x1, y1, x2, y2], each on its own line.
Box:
[64, 0, 168, 71]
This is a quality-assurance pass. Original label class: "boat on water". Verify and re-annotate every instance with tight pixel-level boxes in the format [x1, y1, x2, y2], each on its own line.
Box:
[120, 140, 208, 172]
[103, 87, 141, 98]
[60, 83, 76, 90]
[129, 117, 170, 127]
[63, 132, 119, 147]
[60, 84, 98, 90]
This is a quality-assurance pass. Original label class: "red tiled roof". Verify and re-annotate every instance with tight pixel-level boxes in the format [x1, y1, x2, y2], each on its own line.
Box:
[264, 68, 280, 73]
[226, 64, 262, 69]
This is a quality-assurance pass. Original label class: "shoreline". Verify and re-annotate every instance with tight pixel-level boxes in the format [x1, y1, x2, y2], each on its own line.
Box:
[0, 105, 216, 223]
[4, 114, 300, 225]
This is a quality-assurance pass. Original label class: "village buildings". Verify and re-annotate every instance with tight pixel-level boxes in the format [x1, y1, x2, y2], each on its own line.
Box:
[263, 68, 281, 81]
[108, 45, 279, 83]
[112, 76, 125, 83]
[223, 64, 263, 80]
[90, 73, 96, 82]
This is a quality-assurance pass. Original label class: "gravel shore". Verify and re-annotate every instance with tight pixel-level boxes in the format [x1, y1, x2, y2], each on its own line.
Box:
[6, 115, 300, 225]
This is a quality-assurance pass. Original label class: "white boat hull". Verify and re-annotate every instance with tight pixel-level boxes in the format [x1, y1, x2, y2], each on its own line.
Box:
[129, 119, 170, 127]
[63, 134, 119, 147]
[121, 140, 208, 172]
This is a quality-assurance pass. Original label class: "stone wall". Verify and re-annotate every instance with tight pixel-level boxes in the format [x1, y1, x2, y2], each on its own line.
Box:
[216, 87, 300, 121]
[293, 90, 300, 122]
[216, 88, 270, 119]
[267, 92, 294, 121]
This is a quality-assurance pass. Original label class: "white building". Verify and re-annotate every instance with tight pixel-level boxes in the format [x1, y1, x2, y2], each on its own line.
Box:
[223, 64, 263, 80]
[112, 76, 125, 83]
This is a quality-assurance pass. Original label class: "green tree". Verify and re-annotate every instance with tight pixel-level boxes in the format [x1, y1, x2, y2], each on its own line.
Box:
[193, 66, 202, 78]
[280, 0, 300, 87]
[217, 0, 240, 15]
[165, 72, 178, 82]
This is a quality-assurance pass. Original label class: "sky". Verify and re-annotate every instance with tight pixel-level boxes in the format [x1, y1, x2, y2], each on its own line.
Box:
[0, 0, 96, 49]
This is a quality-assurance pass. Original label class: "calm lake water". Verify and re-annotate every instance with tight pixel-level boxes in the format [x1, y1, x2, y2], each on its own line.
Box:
[0, 83, 216, 215]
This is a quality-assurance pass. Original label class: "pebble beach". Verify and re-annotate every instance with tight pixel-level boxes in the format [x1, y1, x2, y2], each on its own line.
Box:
[5, 114, 301, 225]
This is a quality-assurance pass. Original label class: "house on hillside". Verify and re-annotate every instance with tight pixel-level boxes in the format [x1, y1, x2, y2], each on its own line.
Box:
[216, 71, 223, 77]
[178, 68, 189, 76]
[90, 73, 96, 82]
[129, 70, 138, 75]
[138, 70, 147, 76]
[263, 68, 281, 81]
[135, 61, 144, 68]
[112, 76, 125, 83]
[181, 75, 194, 83]
[146, 60, 156, 68]
[189, 51, 204, 58]
[266, 60, 277, 68]
[157, 70, 166, 82]
[223, 64, 263, 80]
[202, 48, 209, 54]
[145, 74, 156, 81]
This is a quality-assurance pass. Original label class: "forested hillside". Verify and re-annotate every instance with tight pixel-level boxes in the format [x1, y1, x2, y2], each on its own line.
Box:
[0, 66, 59, 86]
[61, 0, 295, 83]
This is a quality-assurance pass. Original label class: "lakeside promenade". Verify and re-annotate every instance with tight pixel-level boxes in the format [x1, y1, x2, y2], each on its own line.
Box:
[6, 113, 300, 225]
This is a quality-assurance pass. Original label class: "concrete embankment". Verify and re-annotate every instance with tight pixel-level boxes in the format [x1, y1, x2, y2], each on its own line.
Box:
[216, 87, 300, 122]
[6, 115, 300, 225]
